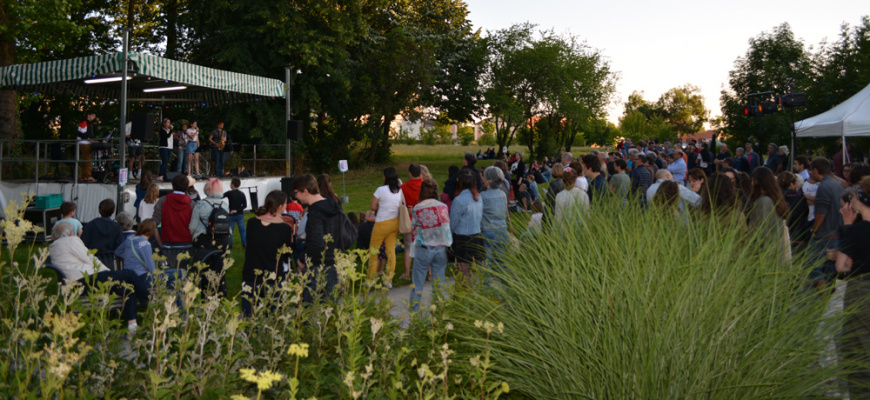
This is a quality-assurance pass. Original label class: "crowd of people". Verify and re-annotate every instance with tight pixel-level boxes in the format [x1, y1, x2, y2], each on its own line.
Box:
[45, 139, 870, 394]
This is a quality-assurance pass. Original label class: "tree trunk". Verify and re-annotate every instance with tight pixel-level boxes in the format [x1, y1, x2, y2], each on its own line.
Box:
[164, 0, 179, 59]
[0, 27, 19, 140]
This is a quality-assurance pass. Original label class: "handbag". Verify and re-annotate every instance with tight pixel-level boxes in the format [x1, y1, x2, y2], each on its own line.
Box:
[398, 194, 412, 234]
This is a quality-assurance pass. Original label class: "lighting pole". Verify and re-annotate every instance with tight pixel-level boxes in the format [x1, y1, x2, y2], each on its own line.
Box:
[118, 29, 129, 212]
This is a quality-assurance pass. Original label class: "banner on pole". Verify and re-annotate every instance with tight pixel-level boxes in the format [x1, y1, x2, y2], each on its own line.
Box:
[338, 160, 348, 172]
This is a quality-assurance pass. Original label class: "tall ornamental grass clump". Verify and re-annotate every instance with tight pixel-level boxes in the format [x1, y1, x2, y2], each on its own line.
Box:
[450, 196, 867, 399]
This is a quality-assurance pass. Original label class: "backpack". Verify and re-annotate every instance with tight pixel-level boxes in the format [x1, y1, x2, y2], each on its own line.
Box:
[337, 213, 358, 251]
[206, 201, 231, 237]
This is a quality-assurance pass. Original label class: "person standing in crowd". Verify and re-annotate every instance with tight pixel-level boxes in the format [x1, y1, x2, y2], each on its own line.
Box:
[450, 169, 484, 285]
[646, 169, 701, 211]
[667, 148, 688, 182]
[511, 151, 526, 199]
[745, 142, 761, 173]
[835, 176, 870, 398]
[186, 121, 201, 179]
[442, 165, 460, 203]
[713, 143, 732, 172]
[209, 122, 229, 177]
[76, 110, 98, 182]
[652, 180, 682, 216]
[293, 174, 343, 302]
[54, 201, 83, 237]
[241, 190, 294, 316]
[481, 166, 510, 267]
[833, 140, 851, 179]
[82, 199, 123, 256]
[778, 171, 810, 252]
[367, 167, 403, 284]
[157, 118, 174, 180]
[763, 143, 782, 174]
[134, 170, 153, 210]
[189, 178, 230, 295]
[630, 152, 653, 203]
[700, 173, 743, 225]
[317, 174, 342, 208]
[544, 163, 565, 222]
[400, 164, 424, 280]
[778, 146, 790, 173]
[50, 222, 147, 331]
[161, 174, 194, 245]
[699, 142, 714, 176]
[732, 147, 750, 173]
[462, 152, 485, 192]
[686, 168, 707, 194]
[809, 157, 845, 289]
[409, 179, 452, 312]
[175, 121, 189, 175]
[138, 183, 160, 222]
[583, 154, 607, 204]
[747, 167, 790, 258]
[555, 169, 589, 223]
[225, 177, 248, 248]
[794, 156, 811, 187]
[609, 159, 631, 200]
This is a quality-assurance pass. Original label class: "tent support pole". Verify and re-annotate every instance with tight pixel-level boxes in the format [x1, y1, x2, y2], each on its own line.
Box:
[292, 67, 293, 177]
[118, 30, 129, 212]
[790, 108, 796, 172]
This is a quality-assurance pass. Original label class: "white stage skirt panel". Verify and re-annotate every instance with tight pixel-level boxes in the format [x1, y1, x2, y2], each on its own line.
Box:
[0, 177, 282, 223]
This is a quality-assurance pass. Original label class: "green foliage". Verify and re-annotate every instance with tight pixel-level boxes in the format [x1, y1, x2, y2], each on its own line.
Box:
[457, 126, 474, 146]
[392, 127, 417, 145]
[483, 23, 617, 158]
[720, 23, 813, 148]
[450, 196, 865, 398]
[620, 86, 707, 140]
[420, 128, 439, 145]
[478, 132, 497, 146]
[0, 199, 508, 399]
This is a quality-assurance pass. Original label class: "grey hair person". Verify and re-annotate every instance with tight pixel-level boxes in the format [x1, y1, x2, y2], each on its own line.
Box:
[52, 222, 75, 240]
[116, 212, 134, 231]
[484, 166, 505, 189]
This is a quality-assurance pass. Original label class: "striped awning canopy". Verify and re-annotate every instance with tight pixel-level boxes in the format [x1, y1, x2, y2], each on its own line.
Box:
[0, 52, 285, 104]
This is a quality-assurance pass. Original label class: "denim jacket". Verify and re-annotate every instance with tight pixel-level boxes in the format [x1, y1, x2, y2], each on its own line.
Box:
[449, 189, 482, 235]
[480, 189, 508, 233]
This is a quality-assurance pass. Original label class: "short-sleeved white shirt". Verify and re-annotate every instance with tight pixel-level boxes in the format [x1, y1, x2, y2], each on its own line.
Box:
[574, 176, 589, 191]
[374, 185, 403, 222]
[186, 128, 199, 142]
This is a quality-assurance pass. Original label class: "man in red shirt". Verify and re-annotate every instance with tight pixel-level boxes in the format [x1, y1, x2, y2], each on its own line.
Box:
[161, 174, 193, 244]
[399, 164, 424, 279]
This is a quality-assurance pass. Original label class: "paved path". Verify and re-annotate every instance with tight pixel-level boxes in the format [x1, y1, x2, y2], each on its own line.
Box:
[384, 278, 454, 322]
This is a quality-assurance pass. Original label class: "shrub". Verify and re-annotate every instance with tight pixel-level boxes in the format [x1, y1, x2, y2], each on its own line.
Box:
[458, 126, 474, 146]
[449, 196, 865, 399]
[420, 129, 438, 145]
[478, 132, 497, 146]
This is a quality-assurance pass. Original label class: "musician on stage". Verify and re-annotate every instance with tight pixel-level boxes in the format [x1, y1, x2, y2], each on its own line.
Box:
[125, 121, 145, 179]
[77, 110, 99, 182]
[209, 122, 229, 177]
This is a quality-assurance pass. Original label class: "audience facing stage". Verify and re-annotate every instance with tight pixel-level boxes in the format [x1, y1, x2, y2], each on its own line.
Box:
[0, 176, 282, 223]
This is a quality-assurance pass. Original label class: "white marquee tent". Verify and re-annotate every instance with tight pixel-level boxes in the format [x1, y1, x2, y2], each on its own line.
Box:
[795, 83, 870, 138]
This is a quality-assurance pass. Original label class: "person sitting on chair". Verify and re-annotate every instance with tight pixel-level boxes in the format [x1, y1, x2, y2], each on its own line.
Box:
[82, 199, 123, 263]
[50, 222, 147, 331]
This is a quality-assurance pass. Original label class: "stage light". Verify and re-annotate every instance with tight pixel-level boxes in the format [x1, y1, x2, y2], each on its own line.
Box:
[84, 76, 131, 84]
[142, 86, 187, 93]
[744, 104, 763, 117]
[761, 101, 778, 114]
[780, 93, 807, 107]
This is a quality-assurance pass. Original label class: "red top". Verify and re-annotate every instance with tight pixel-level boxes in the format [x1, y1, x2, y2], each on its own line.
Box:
[285, 201, 304, 214]
[401, 178, 424, 208]
[161, 193, 192, 243]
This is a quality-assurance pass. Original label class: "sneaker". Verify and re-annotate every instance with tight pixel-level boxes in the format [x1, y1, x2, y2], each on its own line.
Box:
[385, 282, 393, 289]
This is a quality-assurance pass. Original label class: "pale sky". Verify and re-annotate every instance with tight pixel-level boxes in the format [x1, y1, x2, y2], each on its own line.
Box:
[464, 0, 868, 128]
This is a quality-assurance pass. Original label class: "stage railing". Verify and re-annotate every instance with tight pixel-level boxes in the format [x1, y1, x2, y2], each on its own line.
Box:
[0, 139, 288, 182]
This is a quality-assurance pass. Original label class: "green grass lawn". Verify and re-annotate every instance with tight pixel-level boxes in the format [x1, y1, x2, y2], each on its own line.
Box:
[9, 143, 585, 298]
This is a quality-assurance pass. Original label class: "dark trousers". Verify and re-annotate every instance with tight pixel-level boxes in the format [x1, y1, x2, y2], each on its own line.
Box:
[213, 150, 226, 176]
[241, 279, 280, 317]
[79, 269, 148, 322]
[303, 264, 338, 304]
[193, 234, 230, 297]
[158, 148, 172, 177]
[844, 278, 870, 397]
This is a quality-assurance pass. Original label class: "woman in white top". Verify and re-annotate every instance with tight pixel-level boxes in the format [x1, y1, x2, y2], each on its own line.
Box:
[367, 167, 404, 282]
[185, 121, 201, 177]
[570, 161, 589, 192]
[138, 183, 160, 221]
[556, 169, 589, 223]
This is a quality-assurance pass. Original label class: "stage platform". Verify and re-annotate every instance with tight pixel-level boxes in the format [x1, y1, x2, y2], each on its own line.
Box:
[0, 176, 283, 223]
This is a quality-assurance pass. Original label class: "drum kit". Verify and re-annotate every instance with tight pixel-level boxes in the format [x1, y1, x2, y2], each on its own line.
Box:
[90, 133, 121, 182]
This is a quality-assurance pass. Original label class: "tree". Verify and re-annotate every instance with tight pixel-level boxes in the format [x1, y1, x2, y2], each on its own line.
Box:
[0, 0, 86, 139]
[719, 23, 813, 148]
[655, 84, 708, 135]
[482, 23, 616, 159]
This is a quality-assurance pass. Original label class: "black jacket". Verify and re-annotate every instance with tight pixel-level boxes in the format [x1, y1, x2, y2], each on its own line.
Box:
[306, 197, 343, 267]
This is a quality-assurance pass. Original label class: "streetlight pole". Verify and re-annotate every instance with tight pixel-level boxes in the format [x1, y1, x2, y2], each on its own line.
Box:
[118, 29, 129, 212]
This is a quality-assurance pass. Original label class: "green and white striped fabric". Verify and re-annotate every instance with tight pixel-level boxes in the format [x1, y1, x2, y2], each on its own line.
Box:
[0, 52, 285, 100]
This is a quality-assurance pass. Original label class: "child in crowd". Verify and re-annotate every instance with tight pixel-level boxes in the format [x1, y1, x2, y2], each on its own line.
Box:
[225, 177, 248, 248]
[526, 174, 540, 200]
[81, 198, 123, 254]
[116, 219, 184, 293]
[54, 201, 83, 237]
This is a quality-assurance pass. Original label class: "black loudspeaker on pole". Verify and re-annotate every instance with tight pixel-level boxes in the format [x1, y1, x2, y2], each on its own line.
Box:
[287, 120, 303, 141]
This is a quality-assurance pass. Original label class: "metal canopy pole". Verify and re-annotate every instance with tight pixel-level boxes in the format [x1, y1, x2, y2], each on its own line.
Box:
[292, 67, 293, 177]
[118, 30, 129, 213]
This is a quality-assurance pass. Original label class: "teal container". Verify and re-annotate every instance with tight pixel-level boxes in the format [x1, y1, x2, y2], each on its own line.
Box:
[34, 194, 62, 209]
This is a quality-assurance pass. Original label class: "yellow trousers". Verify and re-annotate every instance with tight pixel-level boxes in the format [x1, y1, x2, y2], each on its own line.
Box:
[368, 217, 398, 277]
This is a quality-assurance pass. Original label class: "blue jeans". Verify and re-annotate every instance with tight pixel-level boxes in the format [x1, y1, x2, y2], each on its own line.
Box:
[482, 230, 509, 268]
[228, 214, 246, 246]
[143, 269, 184, 308]
[213, 150, 226, 176]
[303, 264, 338, 304]
[808, 237, 840, 285]
[79, 269, 148, 322]
[176, 147, 187, 173]
[158, 148, 172, 177]
[410, 244, 447, 312]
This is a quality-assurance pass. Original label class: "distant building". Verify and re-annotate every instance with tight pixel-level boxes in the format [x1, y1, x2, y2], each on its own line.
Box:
[680, 129, 717, 144]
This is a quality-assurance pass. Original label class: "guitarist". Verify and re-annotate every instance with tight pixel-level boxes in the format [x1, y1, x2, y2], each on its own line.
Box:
[209, 122, 228, 177]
